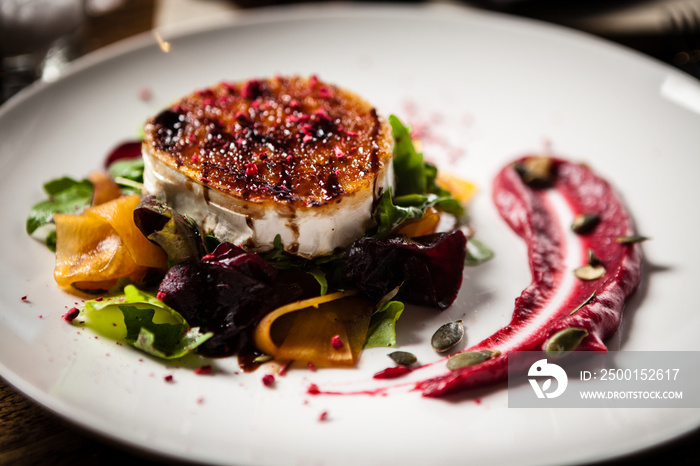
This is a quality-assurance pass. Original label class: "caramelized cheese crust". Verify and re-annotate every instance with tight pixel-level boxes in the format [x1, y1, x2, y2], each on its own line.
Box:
[143, 76, 393, 207]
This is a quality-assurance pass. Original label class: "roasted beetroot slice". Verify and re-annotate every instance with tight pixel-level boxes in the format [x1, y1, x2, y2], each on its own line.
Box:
[104, 141, 142, 168]
[416, 157, 642, 397]
[342, 230, 467, 310]
[157, 242, 288, 357]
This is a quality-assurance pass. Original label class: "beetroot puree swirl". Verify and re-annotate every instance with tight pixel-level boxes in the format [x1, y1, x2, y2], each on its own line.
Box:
[416, 157, 643, 397]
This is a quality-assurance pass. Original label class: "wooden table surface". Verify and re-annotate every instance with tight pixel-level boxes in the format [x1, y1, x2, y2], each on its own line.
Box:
[2, 1, 700, 464]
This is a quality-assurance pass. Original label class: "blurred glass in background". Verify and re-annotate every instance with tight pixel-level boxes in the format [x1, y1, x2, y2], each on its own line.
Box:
[0, 0, 85, 102]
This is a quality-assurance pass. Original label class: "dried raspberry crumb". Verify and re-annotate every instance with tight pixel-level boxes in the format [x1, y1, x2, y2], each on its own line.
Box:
[318, 411, 329, 422]
[20, 295, 27, 302]
[334, 146, 346, 160]
[201, 252, 215, 260]
[251, 100, 260, 110]
[200, 177, 210, 183]
[262, 374, 275, 387]
[286, 154, 294, 162]
[191, 154, 200, 163]
[307, 383, 320, 395]
[62, 307, 79, 322]
[315, 108, 330, 121]
[242, 79, 262, 99]
[139, 86, 152, 101]
[331, 334, 344, 349]
[303, 133, 313, 144]
[235, 111, 248, 122]
[245, 162, 259, 177]
[194, 365, 212, 375]
[289, 99, 300, 109]
[95, 296, 103, 302]
[197, 397, 205, 405]
[164, 375, 174, 382]
[259, 152, 268, 160]
[307, 362, 317, 372]
[278, 360, 292, 376]
[309, 75, 319, 89]
[318, 86, 331, 98]
[334, 169, 341, 178]
[156, 291, 166, 301]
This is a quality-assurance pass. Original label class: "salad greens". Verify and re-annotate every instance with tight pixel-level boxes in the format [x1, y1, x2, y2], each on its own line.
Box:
[26, 177, 94, 251]
[107, 157, 144, 195]
[78, 285, 212, 359]
[33, 114, 490, 364]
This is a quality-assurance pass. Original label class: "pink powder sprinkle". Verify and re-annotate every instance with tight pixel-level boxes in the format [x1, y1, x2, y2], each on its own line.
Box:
[194, 365, 212, 375]
[318, 411, 329, 422]
[262, 374, 275, 387]
[197, 397, 205, 405]
[164, 375, 174, 382]
[245, 162, 259, 177]
[139, 86, 152, 101]
[331, 334, 344, 349]
[62, 307, 79, 322]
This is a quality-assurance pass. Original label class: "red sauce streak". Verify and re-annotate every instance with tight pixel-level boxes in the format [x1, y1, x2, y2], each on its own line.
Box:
[373, 366, 413, 379]
[415, 157, 643, 397]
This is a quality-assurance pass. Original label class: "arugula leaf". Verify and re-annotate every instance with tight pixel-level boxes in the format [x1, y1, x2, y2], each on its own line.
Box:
[390, 115, 427, 196]
[27, 177, 94, 249]
[78, 285, 212, 359]
[108, 158, 144, 195]
[465, 238, 494, 266]
[364, 300, 405, 348]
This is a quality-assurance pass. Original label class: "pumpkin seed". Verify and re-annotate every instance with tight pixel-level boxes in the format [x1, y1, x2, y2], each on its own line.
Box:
[388, 351, 417, 366]
[513, 156, 555, 188]
[446, 349, 501, 371]
[571, 213, 600, 234]
[574, 264, 606, 281]
[544, 328, 588, 359]
[587, 249, 602, 267]
[616, 235, 650, 244]
[569, 291, 596, 315]
[431, 320, 464, 353]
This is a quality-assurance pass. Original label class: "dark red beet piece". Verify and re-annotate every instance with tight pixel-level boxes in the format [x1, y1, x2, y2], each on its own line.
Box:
[104, 141, 143, 168]
[342, 230, 467, 309]
[157, 242, 302, 357]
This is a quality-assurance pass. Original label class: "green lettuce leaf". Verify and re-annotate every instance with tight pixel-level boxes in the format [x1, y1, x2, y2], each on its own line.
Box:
[364, 300, 405, 348]
[78, 285, 212, 359]
[107, 158, 144, 195]
[27, 177, 94, 251]
[464, 237, 494, 266]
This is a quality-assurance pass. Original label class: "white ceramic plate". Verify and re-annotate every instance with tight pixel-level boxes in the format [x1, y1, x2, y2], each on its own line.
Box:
[2, 4, 700, 465]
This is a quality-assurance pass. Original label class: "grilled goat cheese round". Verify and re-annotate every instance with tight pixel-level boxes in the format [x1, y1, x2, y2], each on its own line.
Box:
[142, 76, 394, 258]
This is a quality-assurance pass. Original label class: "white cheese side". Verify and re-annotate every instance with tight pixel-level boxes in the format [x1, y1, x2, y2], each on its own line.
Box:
[142, 151, 394, 258]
